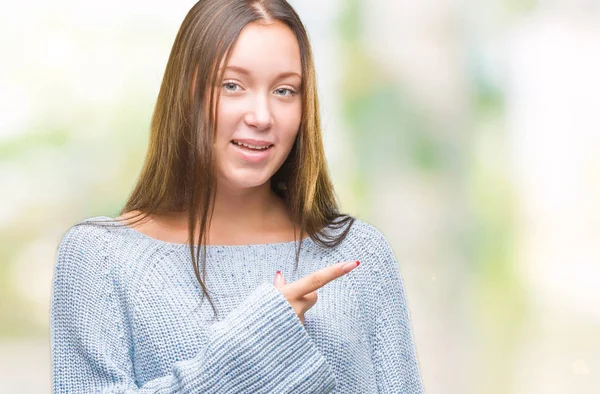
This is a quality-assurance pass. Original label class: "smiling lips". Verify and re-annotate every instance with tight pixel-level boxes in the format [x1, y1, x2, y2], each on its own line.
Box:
[230, 139, 274, 162]
[231, 138, 274, 147]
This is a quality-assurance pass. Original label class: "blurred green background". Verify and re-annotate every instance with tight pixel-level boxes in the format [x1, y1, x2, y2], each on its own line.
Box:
[1, 0, 599, 392]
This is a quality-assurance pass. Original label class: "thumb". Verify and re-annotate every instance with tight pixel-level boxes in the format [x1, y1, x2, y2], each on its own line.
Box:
[273, 270, 286, 288]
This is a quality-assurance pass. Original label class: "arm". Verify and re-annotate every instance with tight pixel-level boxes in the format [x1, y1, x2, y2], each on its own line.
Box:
[50, 224, 337, 394]
[362, 227, 425, 393]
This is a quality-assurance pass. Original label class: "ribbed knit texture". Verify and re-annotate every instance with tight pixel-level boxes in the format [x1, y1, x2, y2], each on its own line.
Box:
[50, 215, 424, 393]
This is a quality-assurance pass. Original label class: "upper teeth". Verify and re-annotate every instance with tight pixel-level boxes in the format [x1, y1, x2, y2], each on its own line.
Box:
[233, 141, 271, 150]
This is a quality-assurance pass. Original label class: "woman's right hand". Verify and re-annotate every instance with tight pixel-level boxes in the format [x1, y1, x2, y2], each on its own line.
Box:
[273, 261, 360, 325]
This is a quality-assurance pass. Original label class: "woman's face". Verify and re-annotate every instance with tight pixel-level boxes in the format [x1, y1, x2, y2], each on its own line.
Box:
[212, 21, 302, 192]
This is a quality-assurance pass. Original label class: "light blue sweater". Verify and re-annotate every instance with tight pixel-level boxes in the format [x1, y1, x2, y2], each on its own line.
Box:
[50, 215, 424, 393]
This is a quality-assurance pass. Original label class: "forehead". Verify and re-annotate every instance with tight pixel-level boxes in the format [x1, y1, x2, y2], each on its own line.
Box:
[222, 21, 302, 77]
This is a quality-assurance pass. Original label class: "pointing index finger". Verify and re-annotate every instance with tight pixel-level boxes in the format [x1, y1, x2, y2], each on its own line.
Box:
[286, 261, 359, 297]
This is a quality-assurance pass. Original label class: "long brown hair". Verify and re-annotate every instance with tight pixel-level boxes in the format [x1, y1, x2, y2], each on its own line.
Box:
[78, 0, 355, 319]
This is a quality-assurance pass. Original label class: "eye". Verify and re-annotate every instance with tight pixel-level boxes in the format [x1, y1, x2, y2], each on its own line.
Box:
[222, 81, 242, 92]
[274, 86, 298, 97]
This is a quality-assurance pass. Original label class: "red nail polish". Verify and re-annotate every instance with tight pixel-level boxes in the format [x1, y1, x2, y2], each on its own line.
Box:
[356, 261, 360, 266]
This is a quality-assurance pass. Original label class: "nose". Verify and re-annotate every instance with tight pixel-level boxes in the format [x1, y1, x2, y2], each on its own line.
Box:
[244, 93, 273, 130]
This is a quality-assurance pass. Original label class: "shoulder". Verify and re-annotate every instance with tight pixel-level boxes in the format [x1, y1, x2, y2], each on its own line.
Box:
[321, 216, 399, 272]
[58, 216, 115, 251]
[55, 216, 118, 273]
[336, 218, 402, 284]
[351, 217, 389, 240]
[51, 218, 128, 322]
[336, 217, 395, 255]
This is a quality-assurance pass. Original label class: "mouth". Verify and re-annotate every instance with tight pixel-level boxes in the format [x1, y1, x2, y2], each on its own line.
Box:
[230, 140, 274, 163]
[230, 140, 274, 151]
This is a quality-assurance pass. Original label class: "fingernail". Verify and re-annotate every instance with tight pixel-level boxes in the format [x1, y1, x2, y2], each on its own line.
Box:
[275, 270, 282, 284]
[342, 261, 360, 273]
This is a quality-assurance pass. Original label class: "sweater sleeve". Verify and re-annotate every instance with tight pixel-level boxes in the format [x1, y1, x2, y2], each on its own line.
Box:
[363, 227, 425, 394]
[50, 224, 337, 394]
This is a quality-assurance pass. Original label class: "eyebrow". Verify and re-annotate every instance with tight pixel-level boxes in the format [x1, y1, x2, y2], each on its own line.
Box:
[221, 65, 302, 79]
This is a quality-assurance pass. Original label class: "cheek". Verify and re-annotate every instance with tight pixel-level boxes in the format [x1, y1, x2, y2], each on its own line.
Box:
[275, 103, 302, 143]
[215, 100, 242, 140]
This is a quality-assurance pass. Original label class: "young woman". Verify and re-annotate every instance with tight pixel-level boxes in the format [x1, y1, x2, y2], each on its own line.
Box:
[50, 1, 425, 393]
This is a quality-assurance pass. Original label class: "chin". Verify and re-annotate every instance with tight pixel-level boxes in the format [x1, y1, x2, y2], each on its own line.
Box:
[220, 171, 273, 190]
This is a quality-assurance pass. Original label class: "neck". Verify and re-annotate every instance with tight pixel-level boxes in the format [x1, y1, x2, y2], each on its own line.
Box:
[148, 181, 297, 245]
[206, 181, 296, 244]
[211, 181, 284, 227]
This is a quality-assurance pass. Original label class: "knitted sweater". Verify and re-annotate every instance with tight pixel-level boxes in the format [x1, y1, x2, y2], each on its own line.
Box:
[50, 215, 424, 393]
